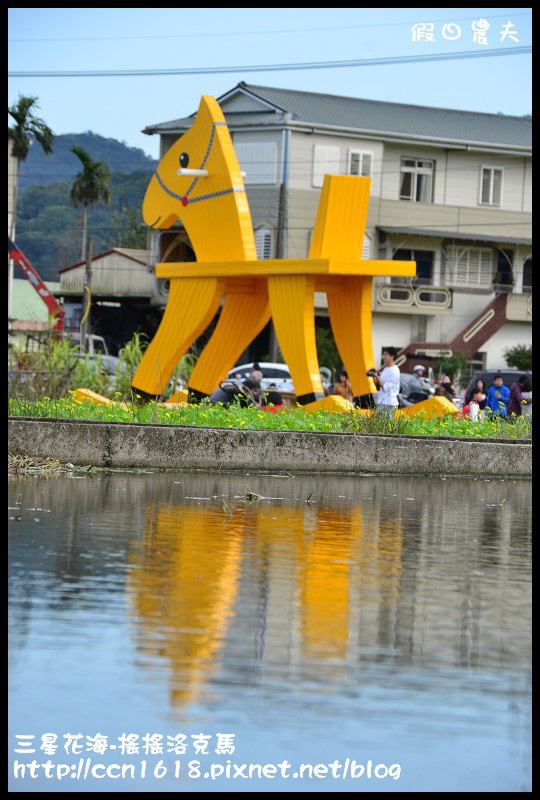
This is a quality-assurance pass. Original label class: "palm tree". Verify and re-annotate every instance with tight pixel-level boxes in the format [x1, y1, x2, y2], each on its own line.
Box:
[8, 95, 54, 315]
[70, 145, 112, 259]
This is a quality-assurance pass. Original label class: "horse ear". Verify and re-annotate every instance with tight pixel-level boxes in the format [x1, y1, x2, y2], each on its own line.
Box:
[188, 96, 226, 137]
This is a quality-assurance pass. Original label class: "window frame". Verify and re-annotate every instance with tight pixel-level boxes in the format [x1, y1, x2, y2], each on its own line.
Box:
[399, 157, 435, 203]
[348, 149, 373, 178]
[234, 140, 278, 185]
[479, 166, 503, 207]
[448, 245, 494, 289]
[254, 226, 273, 260]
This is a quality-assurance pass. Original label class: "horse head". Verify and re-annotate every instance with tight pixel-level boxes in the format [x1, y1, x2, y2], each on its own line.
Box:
[143, 96, 256, 262]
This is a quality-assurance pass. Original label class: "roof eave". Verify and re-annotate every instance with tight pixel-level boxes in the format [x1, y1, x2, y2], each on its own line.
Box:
[143, 116, 531, 155]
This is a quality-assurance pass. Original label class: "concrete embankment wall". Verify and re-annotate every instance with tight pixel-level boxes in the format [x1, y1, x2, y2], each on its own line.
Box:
[8, 417, 531, 478]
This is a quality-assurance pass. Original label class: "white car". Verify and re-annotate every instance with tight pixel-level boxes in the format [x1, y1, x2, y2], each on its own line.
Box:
[227, 362, 332, 395]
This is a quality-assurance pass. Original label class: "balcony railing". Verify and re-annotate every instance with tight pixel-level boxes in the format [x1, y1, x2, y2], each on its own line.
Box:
[377, 276, 531, 295]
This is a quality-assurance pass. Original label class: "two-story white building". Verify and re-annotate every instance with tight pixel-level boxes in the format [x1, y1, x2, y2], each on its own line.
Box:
[143, 82, 532, 377]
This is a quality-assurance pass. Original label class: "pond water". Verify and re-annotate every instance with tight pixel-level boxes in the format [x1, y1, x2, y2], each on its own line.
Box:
[8, 470, 531, 792]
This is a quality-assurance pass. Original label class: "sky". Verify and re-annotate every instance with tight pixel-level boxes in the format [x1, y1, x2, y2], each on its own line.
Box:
[8, 8, 532, 161]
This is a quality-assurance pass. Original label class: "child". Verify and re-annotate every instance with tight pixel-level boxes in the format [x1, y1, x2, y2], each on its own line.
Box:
[462, 388, 485, 422]
[485, 374, 510, 418]
[261, 391, 285, 412]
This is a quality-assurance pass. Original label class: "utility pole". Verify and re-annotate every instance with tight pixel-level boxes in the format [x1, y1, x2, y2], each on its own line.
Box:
[269, 182, 287, 362]
[79, 235, 93, 353]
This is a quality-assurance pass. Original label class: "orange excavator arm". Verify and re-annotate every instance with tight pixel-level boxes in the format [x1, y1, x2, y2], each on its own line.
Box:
[8, 236, 64, 331]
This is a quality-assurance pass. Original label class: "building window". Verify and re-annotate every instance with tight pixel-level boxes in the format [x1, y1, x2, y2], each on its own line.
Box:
[479, 167, 503, 206]
[400, 158, 434, 202]
[255, 227, 272, 259]
[348, 149, 373, 177]
[522, 259, 532, 292]
[448, 246, 493, 288]
[393, 249, 434, 284]
[234, 141, 277, 184]
[312, 145, 340, 188]
[493, 249, 514, 287]
[362, 233, 372, 260]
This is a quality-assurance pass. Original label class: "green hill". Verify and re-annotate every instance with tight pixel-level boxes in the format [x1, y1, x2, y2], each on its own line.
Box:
[15, 170, 154, 282]
[18, 131, 157, 193]
[12, 131, 159, 281]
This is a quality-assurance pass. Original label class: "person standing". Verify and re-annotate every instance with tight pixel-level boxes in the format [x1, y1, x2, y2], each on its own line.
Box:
[367, 347, 401, 415]
[507, 374, 532, 419]
[441, 376, 456, 398]
[485, 374, 510, 419]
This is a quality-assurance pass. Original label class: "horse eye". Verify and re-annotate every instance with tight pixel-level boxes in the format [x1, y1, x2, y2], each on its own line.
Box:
[179, 153, 189, 168]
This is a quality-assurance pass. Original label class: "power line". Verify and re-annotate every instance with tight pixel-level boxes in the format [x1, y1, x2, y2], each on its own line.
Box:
[8, 46, 531, 78]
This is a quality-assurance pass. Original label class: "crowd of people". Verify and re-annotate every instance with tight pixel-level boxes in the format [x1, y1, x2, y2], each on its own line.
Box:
[206, 357, 532, 421]
[462, 373, 532, 422]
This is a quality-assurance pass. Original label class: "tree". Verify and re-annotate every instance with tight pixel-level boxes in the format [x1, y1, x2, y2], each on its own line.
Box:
[108, 206, 148, 249]
[503, 344, 532, 371]
[434, 351, 470, 385]
[8, 95, 54, 315]
[70, 146, 112, 259]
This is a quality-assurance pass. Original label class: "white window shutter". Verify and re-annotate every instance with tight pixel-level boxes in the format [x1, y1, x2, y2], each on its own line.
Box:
[492, 169, 503, 206]
[348, 149, 373, 177]
[234, 141, 277, 184]
[480, 169, 491, 204]
[362, 233, 372, 259]
[479, 249, 493, 287]
[255, 228, 272, 259]
[452, 246, 493, 287]
[312, 145, 340, 188]
[480, 167, 503, 206]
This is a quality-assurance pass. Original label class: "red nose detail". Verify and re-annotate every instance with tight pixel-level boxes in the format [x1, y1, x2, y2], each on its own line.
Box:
[181, 196, 189, 206]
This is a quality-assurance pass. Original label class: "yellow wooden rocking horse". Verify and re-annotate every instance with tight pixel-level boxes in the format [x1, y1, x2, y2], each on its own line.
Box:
[131, 95, 417, 412]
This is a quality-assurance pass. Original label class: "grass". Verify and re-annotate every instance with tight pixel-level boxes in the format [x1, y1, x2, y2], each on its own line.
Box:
[8, 393, 532, 440]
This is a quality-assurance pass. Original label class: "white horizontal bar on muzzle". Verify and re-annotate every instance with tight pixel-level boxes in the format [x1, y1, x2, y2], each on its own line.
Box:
[176, 169, 247, 177]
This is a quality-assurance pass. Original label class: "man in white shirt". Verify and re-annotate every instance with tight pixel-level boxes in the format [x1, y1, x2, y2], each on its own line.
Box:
[367, 347, 401, 415]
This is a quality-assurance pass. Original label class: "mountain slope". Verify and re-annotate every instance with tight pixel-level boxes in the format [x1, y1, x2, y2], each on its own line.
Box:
[18, 131, 157, 192]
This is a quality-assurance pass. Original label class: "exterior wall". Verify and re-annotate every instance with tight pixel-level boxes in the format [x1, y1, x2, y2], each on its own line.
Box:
[286, 187, 319, 258]
[522, 159, 532, 213]
[425, 291, 494, 343]
[444, 152, 528, 213]
[376, 198, 531, 240]
[221, 94, 274, 112]
[288, 130, 384, 195]
[382, 143, 530, 215]
[372, 314, 413, 365]
[60, 253, 156, 296]
[245, 186, 282, 257]
[506, 293, 532, 322]
[483, 322, 532, 369]
[160, 133, 180, 159]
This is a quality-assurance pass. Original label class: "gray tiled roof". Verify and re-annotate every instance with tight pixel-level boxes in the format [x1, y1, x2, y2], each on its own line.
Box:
[143, 111, 281, 133]
[144, 82, 531, 149]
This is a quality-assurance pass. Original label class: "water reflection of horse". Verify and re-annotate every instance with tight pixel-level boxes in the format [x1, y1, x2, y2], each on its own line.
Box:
[127, 502, 403, 708]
